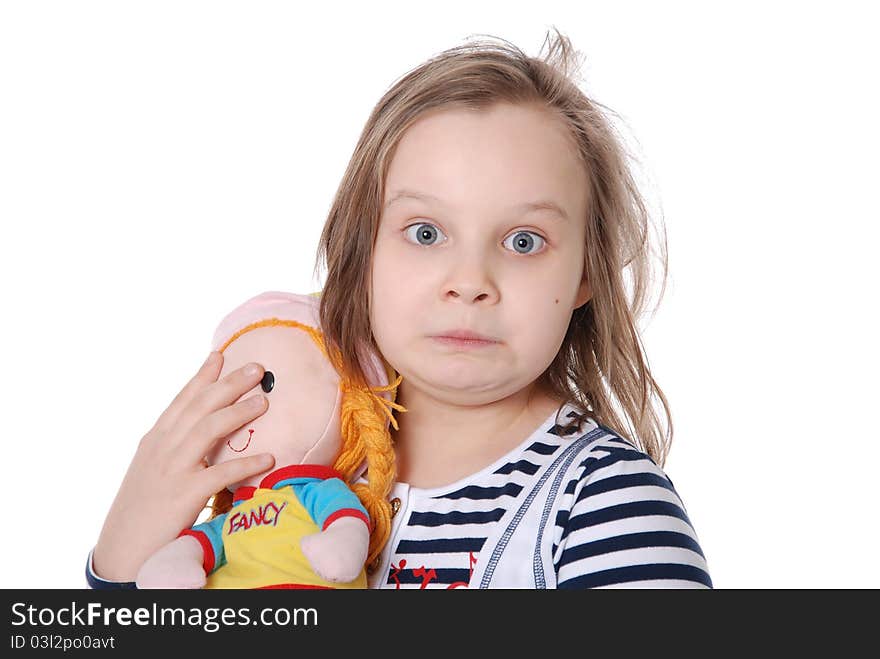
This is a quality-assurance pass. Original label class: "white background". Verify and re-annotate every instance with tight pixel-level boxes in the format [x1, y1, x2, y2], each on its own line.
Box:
[1, 1, 877, 589]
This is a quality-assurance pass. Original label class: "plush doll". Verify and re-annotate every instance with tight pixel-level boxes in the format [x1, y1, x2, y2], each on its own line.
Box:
[135, 291, 404, 589]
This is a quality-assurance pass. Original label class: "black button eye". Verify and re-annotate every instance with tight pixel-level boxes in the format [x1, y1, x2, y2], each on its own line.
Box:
[260, 371, 274, 393]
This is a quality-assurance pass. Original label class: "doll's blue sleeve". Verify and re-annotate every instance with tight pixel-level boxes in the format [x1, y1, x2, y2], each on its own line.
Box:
[294, 478, 371, 531]
[180, 513, 228, 575]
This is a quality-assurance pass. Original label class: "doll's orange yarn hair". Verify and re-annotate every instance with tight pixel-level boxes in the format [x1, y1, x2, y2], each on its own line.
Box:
[207, 318, 405, 568]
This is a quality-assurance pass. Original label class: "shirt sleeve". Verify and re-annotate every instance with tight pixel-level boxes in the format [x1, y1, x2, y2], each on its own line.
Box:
[294, 478, 371, 531]
[84, 548, 137, 589]
[552, 439, 712, 589]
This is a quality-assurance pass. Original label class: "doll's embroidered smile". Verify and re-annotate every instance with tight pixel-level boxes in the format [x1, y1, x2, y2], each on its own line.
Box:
[228, 428, 254, 452]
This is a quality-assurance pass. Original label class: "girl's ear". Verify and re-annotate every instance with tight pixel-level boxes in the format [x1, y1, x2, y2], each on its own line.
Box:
[574, 276, 591, 309]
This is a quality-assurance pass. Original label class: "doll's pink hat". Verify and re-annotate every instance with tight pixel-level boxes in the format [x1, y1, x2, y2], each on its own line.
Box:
[210, 290, 394, 407]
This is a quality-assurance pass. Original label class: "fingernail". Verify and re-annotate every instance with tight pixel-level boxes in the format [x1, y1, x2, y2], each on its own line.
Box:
[203, 351, 218, 367]
[244, 363, 260, 377]
[248, 394, 266, 407]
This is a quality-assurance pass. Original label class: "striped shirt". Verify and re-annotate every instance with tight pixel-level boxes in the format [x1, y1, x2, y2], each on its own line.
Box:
[366, 403, 711, 589]
[86, 403, 710, 589]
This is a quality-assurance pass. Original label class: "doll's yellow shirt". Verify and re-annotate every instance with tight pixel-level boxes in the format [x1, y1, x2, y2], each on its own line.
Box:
[181, 464, 369, 589]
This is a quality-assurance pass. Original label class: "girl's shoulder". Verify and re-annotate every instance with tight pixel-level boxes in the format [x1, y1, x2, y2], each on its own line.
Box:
[543, 405, 689, 515]
[556, 413, 678, 495]
[544, 416, 712, 589]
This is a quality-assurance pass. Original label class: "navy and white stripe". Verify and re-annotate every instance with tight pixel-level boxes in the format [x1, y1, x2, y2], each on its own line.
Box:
[369, 405, 711, 589]
[87, 405, 711, 589]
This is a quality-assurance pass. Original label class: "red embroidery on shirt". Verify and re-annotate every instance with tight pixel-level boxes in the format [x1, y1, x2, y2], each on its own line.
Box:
[412, 566, 437, 589]
[390, 559, 407, 589]
[389, 551, 478, 589]
[446, 552, 478, 589]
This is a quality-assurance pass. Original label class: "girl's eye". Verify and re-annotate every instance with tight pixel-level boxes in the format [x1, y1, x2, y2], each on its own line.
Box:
[503, 231, 545, 255]
[261, 371, 274, 393]
[404, 222, 447, 246]
[404, 222, 546, 255]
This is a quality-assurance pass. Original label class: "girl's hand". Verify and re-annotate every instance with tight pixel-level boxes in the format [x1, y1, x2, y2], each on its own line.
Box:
[92, 351, 274, 581]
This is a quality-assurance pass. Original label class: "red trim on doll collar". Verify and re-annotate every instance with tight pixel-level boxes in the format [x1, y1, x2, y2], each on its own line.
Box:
[232, 486, 257, 504]
[231, 465, 344, 502]
[259, 464, 343, 490]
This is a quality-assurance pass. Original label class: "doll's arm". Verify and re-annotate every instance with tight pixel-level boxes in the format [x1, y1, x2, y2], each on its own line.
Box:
[135, 535, 207, 589]
[135, 514, 227, 589]
[301, 517, 370, 584]
[297, 478, 371, 583]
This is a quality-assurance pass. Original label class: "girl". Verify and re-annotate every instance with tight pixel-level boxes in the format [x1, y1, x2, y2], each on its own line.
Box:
[89, 29, 711, 589]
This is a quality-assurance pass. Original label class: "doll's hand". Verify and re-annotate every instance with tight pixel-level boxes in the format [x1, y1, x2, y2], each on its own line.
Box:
[300, 517, 370, 583]
[93, 351, 275, 582]
[136, 535, 207, 589]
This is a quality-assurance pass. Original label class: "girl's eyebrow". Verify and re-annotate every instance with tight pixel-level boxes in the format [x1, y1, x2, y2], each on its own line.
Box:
[384, 188, 568, 221]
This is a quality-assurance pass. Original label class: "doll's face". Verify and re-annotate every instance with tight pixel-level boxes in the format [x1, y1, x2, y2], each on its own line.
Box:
[205, 325, 343, 490]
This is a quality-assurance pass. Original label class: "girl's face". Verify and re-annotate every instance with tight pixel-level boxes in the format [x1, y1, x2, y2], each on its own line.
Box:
[370, 102, 591, 407]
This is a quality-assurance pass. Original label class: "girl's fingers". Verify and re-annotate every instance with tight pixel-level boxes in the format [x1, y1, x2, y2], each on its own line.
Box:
[155, 351, 224, 432]
[199, 453, 275, 496]
[182, 392, 269, 462]
[172, 361, 266, 447]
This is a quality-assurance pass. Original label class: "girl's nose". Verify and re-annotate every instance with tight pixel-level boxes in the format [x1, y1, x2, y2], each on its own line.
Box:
[443, 256, 499, 303]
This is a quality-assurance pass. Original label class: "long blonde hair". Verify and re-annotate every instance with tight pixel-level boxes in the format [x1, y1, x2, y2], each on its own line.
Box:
[314, 26, 673, 465]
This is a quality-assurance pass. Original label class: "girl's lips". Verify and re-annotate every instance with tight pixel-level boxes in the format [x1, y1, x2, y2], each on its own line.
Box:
[434, 329, 500, 342]
[432, 336, 500, 349]
[227, 429, 254, 453]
